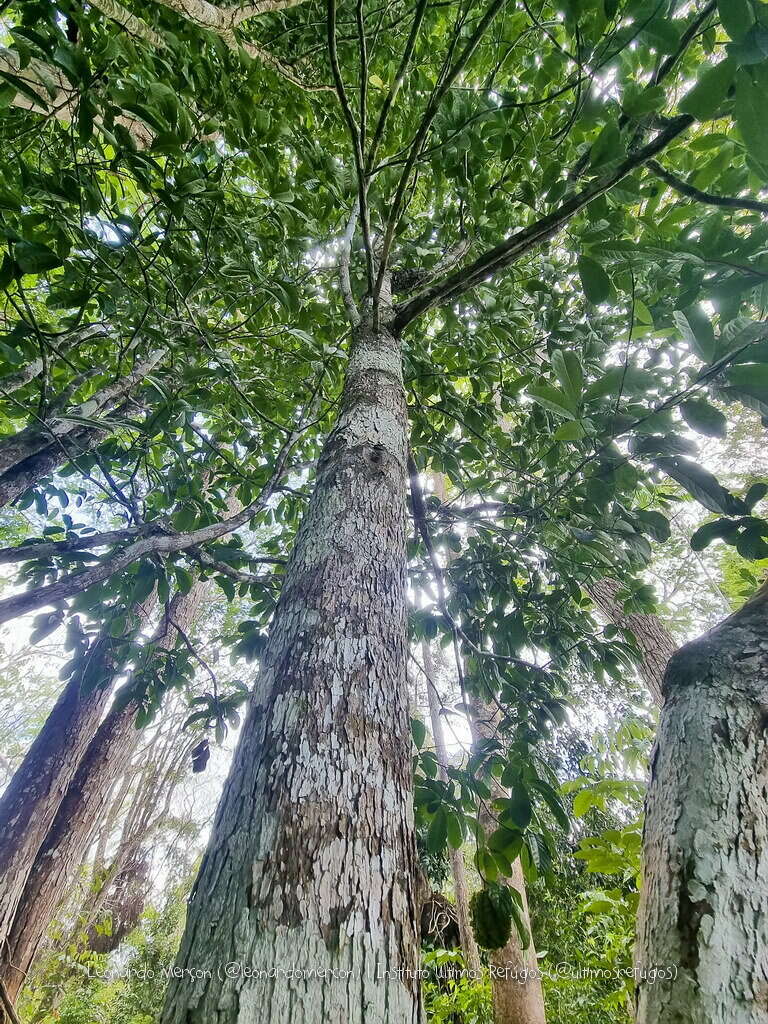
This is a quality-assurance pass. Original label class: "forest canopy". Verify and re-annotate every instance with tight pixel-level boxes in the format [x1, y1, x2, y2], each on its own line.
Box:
[1, 0, 767, 1022]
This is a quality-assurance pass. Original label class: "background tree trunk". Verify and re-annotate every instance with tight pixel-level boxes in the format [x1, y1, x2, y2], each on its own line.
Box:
[635, 585, 768, 1023]
[162, 318, 421, 1024]
[422, 642, 482, 977]
[0, 594, 155, 956]
[588, 577, 676, 706]
[0, 585, 205, 1005]
[470, 700, 547, 1024]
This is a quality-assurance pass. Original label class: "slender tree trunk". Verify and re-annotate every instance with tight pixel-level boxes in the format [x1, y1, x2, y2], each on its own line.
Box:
[0, 602, 151, 956]
[162, 315, 421, 1024]
[470, 700, 547, 1024]
[0, 586, 204, 1005]
[635, 584, 768, 1023]
[588, 577, 676, 706]
[422, 642, 482, 977]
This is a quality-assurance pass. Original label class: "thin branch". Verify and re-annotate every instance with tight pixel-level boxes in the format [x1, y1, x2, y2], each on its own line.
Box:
[338, 200, 362, 326]
[188, 545, 285, 584]
[327, 0, 375, 290]
[391, 238, 471, 295]
[651, 0, 718, 87]
[0, 432, 304, 624]
[373, 0, 512, 314]
[408, 456, 536, 672]
[0, 525, 167, 566]
[364, 0, 430, 174]
[648, 159, 768, 215]
[89, 0, 167, 46]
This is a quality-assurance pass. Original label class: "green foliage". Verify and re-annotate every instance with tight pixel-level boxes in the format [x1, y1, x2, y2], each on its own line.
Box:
[2, 0, 768, 1015]
[422, 950, 492, 1024]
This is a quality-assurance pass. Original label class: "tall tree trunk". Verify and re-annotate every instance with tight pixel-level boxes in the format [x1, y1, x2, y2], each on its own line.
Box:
[470, 699, 547, 1024]
[635, 584, 768, 1023]
[0, 586, 204, 1005]
[0, 595, 154, 957]
[162, 316, 421, 1024]
[422, 643, 482, 977]
[588, 577, 676, 706]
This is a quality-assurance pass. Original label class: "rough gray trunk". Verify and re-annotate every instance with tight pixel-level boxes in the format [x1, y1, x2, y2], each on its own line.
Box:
[588, 577, 676, 706]
[0, 586, 204, 1005]
[162, 318, 421, 1024]
[422, 642, 482, 977]
[470, 700, 547, 1024]
[635, 585, 768, 1023]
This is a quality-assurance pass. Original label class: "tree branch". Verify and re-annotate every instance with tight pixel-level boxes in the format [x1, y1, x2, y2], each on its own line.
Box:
[0, 47, 154, 145]
[338, 200, 362, 326]
[393, 115, 694, 330]
[0, 436, 303, 624]
[373, 0, 512, 313]
[327, 0, 375, 290]
[648, 159, 768, 215]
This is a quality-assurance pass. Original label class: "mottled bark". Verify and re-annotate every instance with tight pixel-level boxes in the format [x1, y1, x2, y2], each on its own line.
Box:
[162, 317, 421, 1024]
[636, 585, 768, 1023]
[422, 643, 482, 977]
[470, 700, 546, 1024]
[0, 586, 205, 1004]
[588, 577, 676, 706]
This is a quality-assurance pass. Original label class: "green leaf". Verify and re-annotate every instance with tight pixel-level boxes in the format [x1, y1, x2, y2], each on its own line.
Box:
[623, 85, 666, 118]
[736, 519, 768, 560]
[590, 122, 625, 168]
[572, 788, 603, 818]
[552, 349, 584, 403]
[527, 384, 577, 419]
[679, 58, 736, 120]
[411, 717, 426, 748]
[718, 0, 754, 41]
[578, 255, 612, 303]
[673, 307, 716, 362]
[505, 788, 533, 830]
[584, 365, 626, 402]
[446, 811, 464, 850]
[529, 778, 570, 833]
[553, 420, 586, 441]
[509, 897, 531, 950]
[655, 456, 745, 515]
[735, 67, 768, 168]
[174, 566, 194, 594]
[690, 518, 739, 551]
[679, 399, 727, 438]
[727, 362, 768, 406]
[745, 482, 768, 512]
[14, 240, 63, 275]
[427, 808, 448, 854]
[635, 509, 671, 543]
